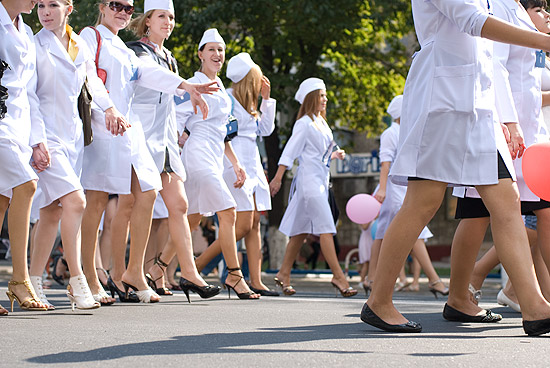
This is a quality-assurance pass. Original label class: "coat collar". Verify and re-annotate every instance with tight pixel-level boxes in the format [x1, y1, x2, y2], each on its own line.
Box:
[36, 28, 85, 68]
[0, 3, 31, 46]
[502, 0, 538, 31]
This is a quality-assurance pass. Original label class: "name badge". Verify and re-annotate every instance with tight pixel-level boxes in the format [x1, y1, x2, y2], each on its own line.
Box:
[535, 50, 545, 68]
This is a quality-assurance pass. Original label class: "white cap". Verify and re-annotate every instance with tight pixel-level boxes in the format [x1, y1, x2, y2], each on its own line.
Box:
[198, 28, 225, 50]
[227, 53, 256, 83]
[144, 0, 174, 14]
[387, 95, 403, 120]
[294, 77, 326, 104]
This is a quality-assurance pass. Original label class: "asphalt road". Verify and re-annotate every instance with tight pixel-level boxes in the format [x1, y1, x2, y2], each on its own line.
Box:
[0, 264, 547, 368]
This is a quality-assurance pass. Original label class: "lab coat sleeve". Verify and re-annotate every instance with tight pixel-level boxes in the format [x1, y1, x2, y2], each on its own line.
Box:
[278, 119, 308, 168]
[85, 58, 114, 112]
[491, 1, 519, 123]
[257, 98, 276, 137]
[174, 92, 194, 133]
[79, 28, 99, 63]
[135, 54, 184, 95]
[428, 0, 489, 37]
[378, 127, 398, 164]
[27, 63, 46, 147]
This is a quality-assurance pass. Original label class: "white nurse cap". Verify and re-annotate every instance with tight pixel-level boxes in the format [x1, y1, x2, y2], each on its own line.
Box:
[198, 28, 226, 50]
[144, 0, 174, 13]
[227, 53, 256, 83]
[294, 77, 326, 104]
[387, 95, 403, 120]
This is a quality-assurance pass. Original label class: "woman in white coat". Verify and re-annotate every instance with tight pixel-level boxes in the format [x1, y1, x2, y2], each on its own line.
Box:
[176, 29, 259, 299]
[193, 53, 278, 296]
[27, 0, 129, 310]
[362, 0, 550, 335]
[0, 0, 49, 313]
[126, 0, 220, 302]
[368, 95, 448, 298]
[79, 0, 218, 303]
[269, 78, 357, 297]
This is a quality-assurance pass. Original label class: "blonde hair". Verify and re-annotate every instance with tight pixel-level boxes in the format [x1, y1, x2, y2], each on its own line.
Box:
[297, 89, 326, 121]
[231, 65, 262, 118]
[128, 10, 155, 38]
[95, 1, 108, 26]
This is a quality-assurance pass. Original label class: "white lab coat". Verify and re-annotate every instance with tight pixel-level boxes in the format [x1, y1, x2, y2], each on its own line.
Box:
[0, 4, 44, 197]
[176, 72, 236, 216]
[129, 41, 186, 181]
[542, 58, 550, 130]
[390, 0, 515, 187]
[79, 25, 183, 194]
[32, 28, 113, 208]
[278, 114, 336, 237]
[492, 0, 549, 202]
[374, 123, 433, 240]
[222, 89, 276, 212]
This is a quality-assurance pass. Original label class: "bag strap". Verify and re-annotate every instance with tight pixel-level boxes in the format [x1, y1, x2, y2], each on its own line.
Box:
[228, 93, 235, 115]
[79, 26, 102, 70]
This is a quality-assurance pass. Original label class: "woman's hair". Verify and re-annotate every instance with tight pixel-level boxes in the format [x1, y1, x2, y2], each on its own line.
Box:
[231, 65, 262, 118]
[128, 10, 154, 38]
[95, 1, 108, 26]
[297, 89, 326, 121]
[521, 0, 548, 9]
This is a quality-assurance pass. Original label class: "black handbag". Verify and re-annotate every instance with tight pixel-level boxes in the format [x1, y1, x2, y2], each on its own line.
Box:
[78, 77, 93, 146]
[0, 60, 10, 120]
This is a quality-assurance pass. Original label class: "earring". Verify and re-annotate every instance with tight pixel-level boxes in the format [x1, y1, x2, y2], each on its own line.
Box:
[145, 27, 151, 37]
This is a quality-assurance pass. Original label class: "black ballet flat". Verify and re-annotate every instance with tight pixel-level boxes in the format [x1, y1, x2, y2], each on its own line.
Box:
[179, 277, 221, 303]
[107, 277, 140, 303]
[360, 303, 422, 333]
[249, 286, 280, 297]
[523, 318, 550, 336]
[443, 303, 502, 323]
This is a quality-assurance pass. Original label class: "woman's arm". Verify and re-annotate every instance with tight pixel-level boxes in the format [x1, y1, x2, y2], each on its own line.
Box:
[224, 141, 246, 188]
[269, 164, 288, 197]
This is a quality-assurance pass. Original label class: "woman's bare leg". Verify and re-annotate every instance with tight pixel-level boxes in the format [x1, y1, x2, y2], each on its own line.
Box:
[29, 202, 62, 277]
[247, 209, 268, 290]
[108, 192, 132, 291]
[275, 234, 308, 286]
[319, 233, 351, 289]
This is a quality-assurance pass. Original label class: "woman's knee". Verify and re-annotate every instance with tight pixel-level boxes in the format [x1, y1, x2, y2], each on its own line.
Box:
[61, 191, 86, 215]
[14, 180, 37, 198]
[218, 208, 236, 226]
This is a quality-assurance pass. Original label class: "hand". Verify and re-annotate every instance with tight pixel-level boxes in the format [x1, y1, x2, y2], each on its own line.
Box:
[190, 94, 210, 120]
[178, 131, 189, 147]
[31, 142, 50, 173]
[505, 123, 526, 159]
[260, 76, 271, 100]
[269, 178, 282, 197]
[182, 80, 220, 120]
[233, 163, 246, 188]
[331, 149, 346, 161]
[374, 189, 386, 204]
[105, 107, 130, 136]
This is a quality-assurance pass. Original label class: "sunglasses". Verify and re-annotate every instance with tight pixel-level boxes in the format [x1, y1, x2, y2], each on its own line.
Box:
[107, 1, 135, 15]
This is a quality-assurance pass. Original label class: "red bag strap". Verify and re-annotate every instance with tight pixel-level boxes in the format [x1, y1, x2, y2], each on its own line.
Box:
[79, 26, 102, 70]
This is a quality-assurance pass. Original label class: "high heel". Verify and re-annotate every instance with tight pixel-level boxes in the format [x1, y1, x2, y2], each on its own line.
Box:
[429, 279, 449, 299]
[51, 256, 68, 286]
[29, 275, 55, 310]
[145, 256, 173, 296]
[274, 276, 296, 295]
[179, 277, 221, 303]
[121, 280, 160, 303]
[92, 285, 116, 306]
[107, 276, 139, 303]
[330, 281, 358, 297]
[225, 267, 259, 300]
[67, 275, 100, 311]
[5, 280, 48, 312]
[362, 279, 373, 295]
[249, 285, 279, 297]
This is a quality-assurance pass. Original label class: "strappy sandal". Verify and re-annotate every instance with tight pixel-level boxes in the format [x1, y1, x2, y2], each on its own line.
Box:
[331, 281, 358, 297]
[274, 276, 296, 295]
[145, 255, 173, 296]
[5, 280, 48, 311]
[225, 267, 260, 299]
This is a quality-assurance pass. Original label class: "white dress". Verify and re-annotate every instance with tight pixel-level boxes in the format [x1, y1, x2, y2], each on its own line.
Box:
[390, 0, 515, 187]
[542, 57, 550, 130]
[222, 89, 276, 212]
[374, 123, 433, 240]
[33, 28, 113, 208]
[0, 5, 44, 197]
[79, 25, 184, 194]
[278, 115, 336, 237]
[492, 0, 549, 202]
[128, 40, 186, 181]
[176, 72, 236, 216]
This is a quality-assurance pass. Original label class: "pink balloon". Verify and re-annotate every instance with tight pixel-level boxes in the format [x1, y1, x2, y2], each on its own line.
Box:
[346, 194, 381, 224]
[522, 142, 550, 201]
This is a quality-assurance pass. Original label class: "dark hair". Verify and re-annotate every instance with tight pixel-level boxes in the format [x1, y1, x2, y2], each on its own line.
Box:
[521, 0, 548, 9]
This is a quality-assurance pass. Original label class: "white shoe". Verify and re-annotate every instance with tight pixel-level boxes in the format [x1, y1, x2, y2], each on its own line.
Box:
[134, 287, 160, 303]
[67, 275, 100, 311]
[497, 289, 521, 313]
[92, 286, 115, 305]
[29, 275, 55, 310]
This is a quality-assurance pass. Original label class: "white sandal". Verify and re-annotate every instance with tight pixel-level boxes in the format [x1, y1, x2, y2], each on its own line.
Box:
[67, 275, 100, 311]
[30, 275, 55, 310]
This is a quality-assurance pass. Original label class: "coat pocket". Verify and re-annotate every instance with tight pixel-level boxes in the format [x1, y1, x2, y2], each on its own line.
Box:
[430, 63, 476, 113]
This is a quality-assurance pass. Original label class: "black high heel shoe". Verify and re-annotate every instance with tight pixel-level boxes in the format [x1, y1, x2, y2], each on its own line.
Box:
[179, 277, 221, 303]
[121, 280, 160, 303]
[145, 255, 173, 296]
[429, 279, 449, 299]
[249, 285, 279, 297]
[107, 277, 139, 303]
[225, 268, 259, 300]
[360, 303, 422, 333]
[51, 256, 68, 286]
